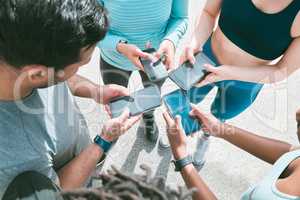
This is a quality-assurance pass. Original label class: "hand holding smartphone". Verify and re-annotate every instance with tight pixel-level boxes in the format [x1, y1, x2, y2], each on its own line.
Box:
[163, 89, 201, 135]
[139, 48, 168, 82]
[109, 86, 161, 118]
[169, 52, 216, 90]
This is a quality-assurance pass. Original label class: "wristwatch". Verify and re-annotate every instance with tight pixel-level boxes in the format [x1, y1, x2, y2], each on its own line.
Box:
[172, 155, 193, 172]
[93, 135, 112, 153]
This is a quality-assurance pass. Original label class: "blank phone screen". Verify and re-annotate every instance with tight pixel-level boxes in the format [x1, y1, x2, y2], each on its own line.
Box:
[163, 90, 201, 135]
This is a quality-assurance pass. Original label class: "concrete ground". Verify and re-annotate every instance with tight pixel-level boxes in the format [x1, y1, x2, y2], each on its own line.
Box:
[76, 1, 300, 199]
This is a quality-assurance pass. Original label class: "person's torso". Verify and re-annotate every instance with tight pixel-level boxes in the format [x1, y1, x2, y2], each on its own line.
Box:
[241, 150, 300, 200]
[0, 82, 90, 198]
[212, 0, 300, 66]
[100, 0, 173, 70]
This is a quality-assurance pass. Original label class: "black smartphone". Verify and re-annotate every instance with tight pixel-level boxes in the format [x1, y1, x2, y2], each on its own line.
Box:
[163, 89, 201, 135]
[109, 86, 161, 118]
[168, 52, 215, 91]
[139, 48, 168, 82]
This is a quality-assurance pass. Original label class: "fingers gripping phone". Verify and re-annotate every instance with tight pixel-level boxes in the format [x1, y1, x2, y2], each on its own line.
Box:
[139, 48, 168, 82]
[169, 52, 216, 91]
[109, 86, 161, 118]
[163, 89, 201, 135]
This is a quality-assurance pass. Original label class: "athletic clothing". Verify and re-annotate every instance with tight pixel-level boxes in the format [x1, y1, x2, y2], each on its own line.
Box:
[187, 37, 263, 120]
[3, 171, 62, 200]
[0, 82, 91, 199]
[97, 0, 189, 71]
[100, 58, 164, 88]
[241, 150, 300, 200]
[219, 0, 300, 60]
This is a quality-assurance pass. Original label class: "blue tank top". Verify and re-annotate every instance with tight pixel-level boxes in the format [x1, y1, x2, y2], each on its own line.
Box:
[241, 150, 300, 200]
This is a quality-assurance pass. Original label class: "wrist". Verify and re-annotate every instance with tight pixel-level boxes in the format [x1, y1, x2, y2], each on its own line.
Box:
[100, 132, 115, 142]
[162, 39, 176, 51]
[92, 85, 101, 103]
[219, 123, 235, 139]
[116, 42, 127, 54]
[172, 155, 193, 172]
[94, 135, 113, 153]
[91, 143, 104, 156]
[173, 148, 188, 160]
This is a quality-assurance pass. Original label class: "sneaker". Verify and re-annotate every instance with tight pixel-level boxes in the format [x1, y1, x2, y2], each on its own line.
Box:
[140, 114, 159, 143]
[193, 132, 210, 171]
[158, 133, 170, 149]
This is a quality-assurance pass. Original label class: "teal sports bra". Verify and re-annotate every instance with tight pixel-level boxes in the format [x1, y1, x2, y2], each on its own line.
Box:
[219, 0, 300, 60]
[241, 150, 300, 200]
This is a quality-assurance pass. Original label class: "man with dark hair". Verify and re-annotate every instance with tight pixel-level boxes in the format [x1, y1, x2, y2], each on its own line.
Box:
[0, 0, 141, 199]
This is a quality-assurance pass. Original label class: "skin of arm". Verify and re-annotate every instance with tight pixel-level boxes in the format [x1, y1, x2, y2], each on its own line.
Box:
[67, 74, 129, 104]
[180, 0, 222, 64]
[190, 106, 292, 164]
[57, 143, 104, 189]
[163, 112, 217, 200]
[156, 0, 189, 70]
[198, 37, 300, 86]
[58, 110, 141, 189]
[181, 165, 218, 200]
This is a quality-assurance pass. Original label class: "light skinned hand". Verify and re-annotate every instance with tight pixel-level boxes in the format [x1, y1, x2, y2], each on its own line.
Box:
[155, 40, 176, 71]
[117, 43, 150, 70]
[95, 84, 129, 105]
[163, 112, 188, 160]
[195, 64, 234, 88]
[101, 109, 141, 142]
[179, 40, 202, 65]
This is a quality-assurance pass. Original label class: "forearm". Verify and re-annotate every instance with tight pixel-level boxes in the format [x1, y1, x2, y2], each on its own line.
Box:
[58, 144, 103, 189]
[67, 74, 99, 99]
[194, 10, 216, 50]
[164, 0, 189, 47]
[225, 64, 288, 84]
[181, 165, 217, 200]
[221, 124, 292, 164]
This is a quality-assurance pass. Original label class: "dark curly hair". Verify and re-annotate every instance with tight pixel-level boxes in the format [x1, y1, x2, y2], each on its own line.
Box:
[61, 165, 196, 200]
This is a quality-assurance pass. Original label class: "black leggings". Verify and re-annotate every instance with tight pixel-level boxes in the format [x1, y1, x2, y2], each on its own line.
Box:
[100, 58, 165, 118]
[100, 58, 164, 88]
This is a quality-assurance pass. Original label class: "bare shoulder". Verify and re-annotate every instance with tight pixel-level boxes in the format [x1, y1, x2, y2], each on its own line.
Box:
[276, 158, 300, 197]
[291, 11, 300, 38]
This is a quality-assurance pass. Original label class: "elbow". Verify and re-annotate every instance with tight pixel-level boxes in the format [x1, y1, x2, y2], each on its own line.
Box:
[203, 8, 219, 22]
[273, 63, 289, 83]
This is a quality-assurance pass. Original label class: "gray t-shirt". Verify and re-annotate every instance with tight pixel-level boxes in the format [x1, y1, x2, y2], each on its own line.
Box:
[0, 82, 91, 198]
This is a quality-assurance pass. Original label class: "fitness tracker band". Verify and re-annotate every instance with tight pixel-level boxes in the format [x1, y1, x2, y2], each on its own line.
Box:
[172, 155, 193, 172]
[93, 135, 112, 153]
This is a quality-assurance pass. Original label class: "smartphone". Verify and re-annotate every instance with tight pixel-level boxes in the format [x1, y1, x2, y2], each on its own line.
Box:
[163, 89, 201, 135]
[169, 52, 215, 91]
[109, 86, 161, 118]
[139, 48, 168, 82]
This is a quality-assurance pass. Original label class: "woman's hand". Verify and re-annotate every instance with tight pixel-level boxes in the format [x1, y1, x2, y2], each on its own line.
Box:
[117, 43, 149, 70]
[101, 110, 141, 142]
[93, 84, 129, 105]
[156, 40, 176, 70]
[179, 40, 202, 65]
[163, 112, 188, 160]
[189, 105, 227, 138]
[196, 64, 235, 87]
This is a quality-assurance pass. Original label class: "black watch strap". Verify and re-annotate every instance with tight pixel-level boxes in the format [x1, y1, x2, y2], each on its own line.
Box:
[172, 155, 193, 172]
